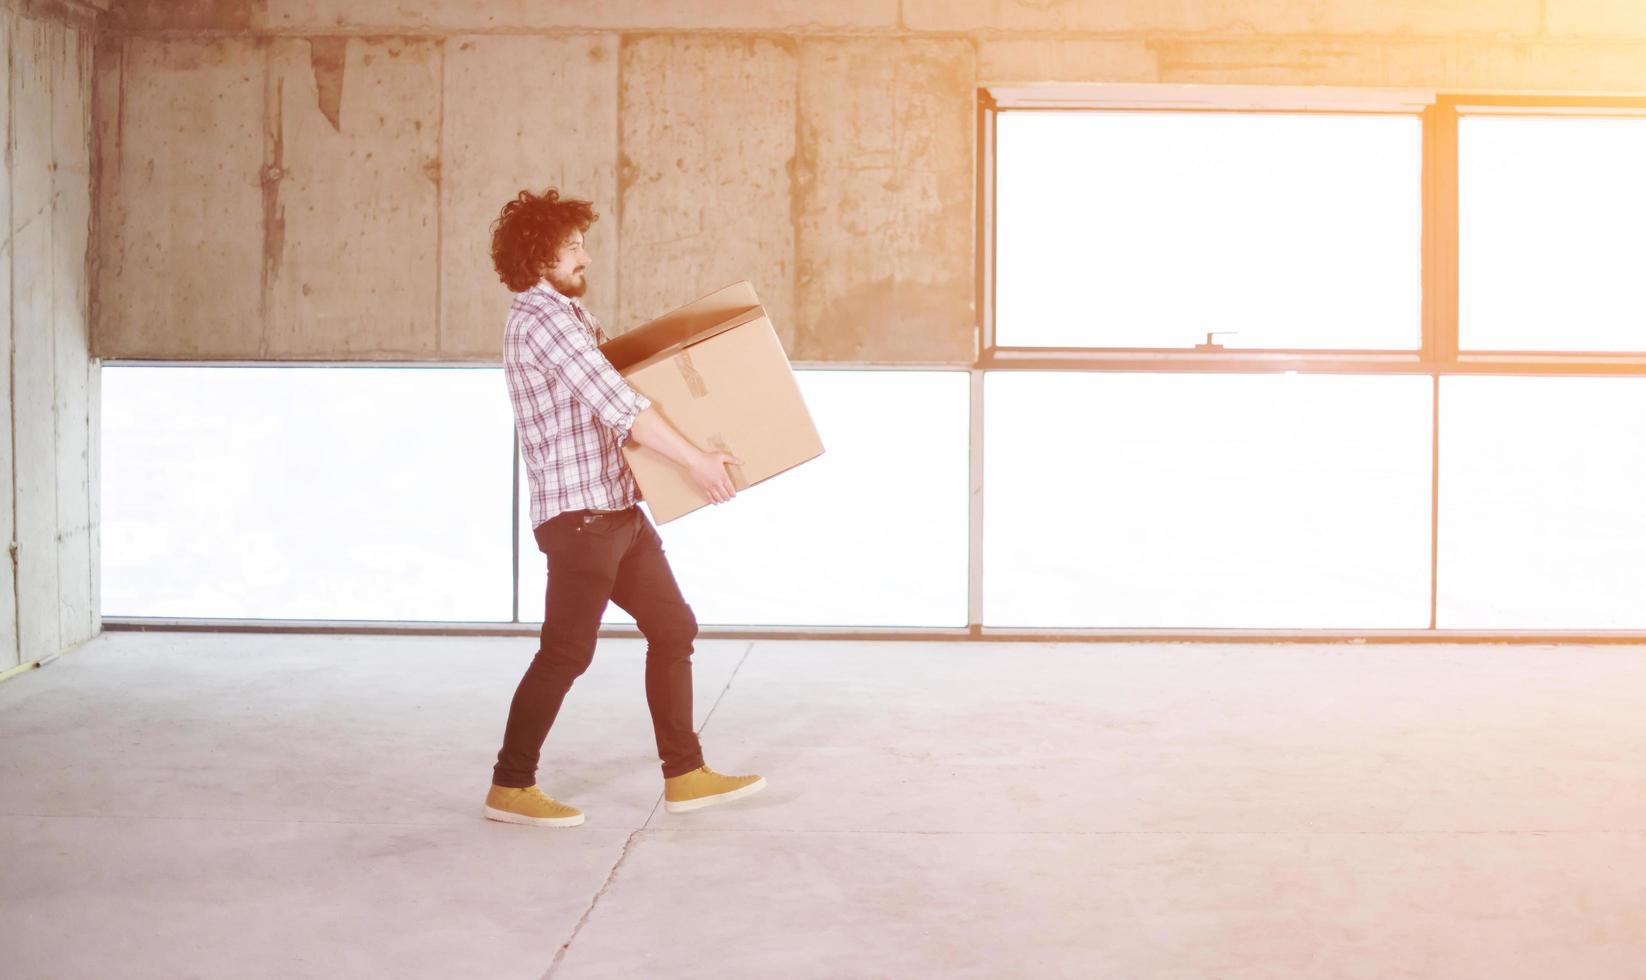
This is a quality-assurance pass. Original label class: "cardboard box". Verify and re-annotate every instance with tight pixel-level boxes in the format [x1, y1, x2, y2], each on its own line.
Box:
[600, 281, 825, 524]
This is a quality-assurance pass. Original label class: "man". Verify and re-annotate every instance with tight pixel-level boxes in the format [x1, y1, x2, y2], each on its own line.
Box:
[483, 187, 766, 827]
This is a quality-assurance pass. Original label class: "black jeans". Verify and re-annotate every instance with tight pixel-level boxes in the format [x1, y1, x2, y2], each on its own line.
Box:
[492, 504, 706, 787]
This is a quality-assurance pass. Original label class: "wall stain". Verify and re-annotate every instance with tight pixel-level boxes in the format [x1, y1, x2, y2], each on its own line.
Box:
[112, 0, 264, 31]
[308, 37, 347, 133]
[261, 76, 286, 300]
[799, 274, 973, 364]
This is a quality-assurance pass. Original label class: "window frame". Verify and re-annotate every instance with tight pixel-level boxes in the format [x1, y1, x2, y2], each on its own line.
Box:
[94, 88, 1646, 643]
[980, 89, 1646, 376]
[972, 87, 1646, 641]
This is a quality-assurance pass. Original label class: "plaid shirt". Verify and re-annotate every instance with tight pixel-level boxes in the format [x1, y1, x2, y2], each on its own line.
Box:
[504, 281, 652, 530]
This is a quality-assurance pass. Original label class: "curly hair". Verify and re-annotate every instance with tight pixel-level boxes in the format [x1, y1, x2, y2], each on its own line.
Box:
[489, 188, 597, 293]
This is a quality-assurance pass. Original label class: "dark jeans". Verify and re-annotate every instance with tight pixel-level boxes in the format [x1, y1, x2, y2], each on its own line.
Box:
[492, 504, 706, 787]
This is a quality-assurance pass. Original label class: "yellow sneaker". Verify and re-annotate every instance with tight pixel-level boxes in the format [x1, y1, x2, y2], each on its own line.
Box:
[483, 784, 585, 827]
[663, 765, 767, 814]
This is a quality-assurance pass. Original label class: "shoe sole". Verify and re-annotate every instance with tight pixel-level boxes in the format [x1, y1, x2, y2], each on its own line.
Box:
[664, 776, 767, 814]
[483, 805, 585, 828]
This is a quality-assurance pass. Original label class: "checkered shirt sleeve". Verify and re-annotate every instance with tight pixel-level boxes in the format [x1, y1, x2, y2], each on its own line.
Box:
[503, 286, 653, 529]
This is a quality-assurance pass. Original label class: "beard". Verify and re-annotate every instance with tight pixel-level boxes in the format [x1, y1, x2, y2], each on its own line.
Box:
[546, 267, 588, 298]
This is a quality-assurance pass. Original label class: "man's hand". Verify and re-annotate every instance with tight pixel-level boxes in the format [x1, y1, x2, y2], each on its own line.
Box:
[629, 408, 743, 504]
[688, 450, 744, 505]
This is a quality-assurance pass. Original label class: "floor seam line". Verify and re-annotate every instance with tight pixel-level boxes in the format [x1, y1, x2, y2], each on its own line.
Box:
[696, 639, 756, 738]
[542, 828, 644, 980]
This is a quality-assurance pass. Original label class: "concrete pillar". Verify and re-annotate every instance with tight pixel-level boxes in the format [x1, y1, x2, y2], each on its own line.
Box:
[3, 0, 100, 674]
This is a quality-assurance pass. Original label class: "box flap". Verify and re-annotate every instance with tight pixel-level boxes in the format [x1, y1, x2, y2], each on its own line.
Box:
[600, 280, 763, 372]
[618, 307, 769, 377]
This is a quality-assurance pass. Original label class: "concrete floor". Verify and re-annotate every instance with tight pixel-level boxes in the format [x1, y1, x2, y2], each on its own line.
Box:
[2, 633, 1645, 979]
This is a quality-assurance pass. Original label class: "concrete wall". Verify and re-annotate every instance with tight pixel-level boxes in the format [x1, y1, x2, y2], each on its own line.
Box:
[93, 0, 1646, 366]
[2, 0, 102, 674]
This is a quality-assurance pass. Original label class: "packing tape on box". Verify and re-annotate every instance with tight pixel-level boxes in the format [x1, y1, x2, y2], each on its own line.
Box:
[675, 349, 709, 399]
[706, 432, 746, 489]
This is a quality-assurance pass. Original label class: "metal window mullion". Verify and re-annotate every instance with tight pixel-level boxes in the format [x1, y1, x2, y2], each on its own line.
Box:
[1425, 102, 1461, 631]
[1426, 100, 1461, 366]
[970, 90, 997, 636]
[99, 618, 1646, 645]
[977, 91, 997, 356]
[968, 369, 985, 635]
[1430, 376, 1441, 629]
[511, 427, 520, 624]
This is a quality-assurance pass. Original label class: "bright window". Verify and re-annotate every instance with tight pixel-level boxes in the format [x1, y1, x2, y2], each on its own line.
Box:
[983, 372, 1433, 628]
[517, 371, 971, 628]
[996, 111, 1422, 350]
[101, 366, 515, 621]
[1460, 115, 1646, 353]
[1437, 376, 1646, 628]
